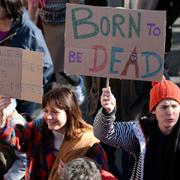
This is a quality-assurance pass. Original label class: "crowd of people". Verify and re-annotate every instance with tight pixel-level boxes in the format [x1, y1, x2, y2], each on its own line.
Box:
[0, 0, 180, 180]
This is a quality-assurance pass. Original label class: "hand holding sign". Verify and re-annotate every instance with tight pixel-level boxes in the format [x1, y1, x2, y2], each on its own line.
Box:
[101, 86, 116, 113]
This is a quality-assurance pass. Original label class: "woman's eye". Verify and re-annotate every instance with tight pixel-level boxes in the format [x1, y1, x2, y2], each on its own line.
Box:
[52, 111, 59, 114]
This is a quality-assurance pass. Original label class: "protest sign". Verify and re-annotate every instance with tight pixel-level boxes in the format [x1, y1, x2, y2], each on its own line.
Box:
[0, 46, 43, 103]
[65, 4, 166, 81]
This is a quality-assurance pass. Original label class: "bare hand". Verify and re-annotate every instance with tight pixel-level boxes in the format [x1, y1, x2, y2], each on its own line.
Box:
[57, 159, 65, 176]
[0, 96, 11, 128]
[100, 87, 116, 113]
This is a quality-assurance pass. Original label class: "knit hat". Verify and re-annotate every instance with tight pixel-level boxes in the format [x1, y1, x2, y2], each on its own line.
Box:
[149, 79, 180, 112]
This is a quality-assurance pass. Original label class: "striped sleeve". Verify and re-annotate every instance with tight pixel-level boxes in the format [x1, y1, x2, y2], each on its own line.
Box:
[93, 108, 139, 154]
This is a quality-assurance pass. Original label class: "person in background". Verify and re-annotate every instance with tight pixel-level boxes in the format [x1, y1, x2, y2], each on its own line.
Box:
[58, 157, 118, 180]
[93, 78, 180, 180]
[0, 87, 108, 180]
[59, 157, 102, 180]
[0, 0, 54, 116]
[38, 0, 79, 76]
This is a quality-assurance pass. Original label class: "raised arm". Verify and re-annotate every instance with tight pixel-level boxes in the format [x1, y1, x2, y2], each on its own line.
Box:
[93, 87, 139, 153]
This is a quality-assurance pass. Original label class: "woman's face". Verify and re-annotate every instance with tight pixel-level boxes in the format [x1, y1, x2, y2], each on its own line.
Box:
[153, 99, 180, 134]
[43, 105, 67, 132]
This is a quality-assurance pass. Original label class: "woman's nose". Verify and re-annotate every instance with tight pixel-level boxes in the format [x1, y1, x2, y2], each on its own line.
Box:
[45, 112, 53, 119]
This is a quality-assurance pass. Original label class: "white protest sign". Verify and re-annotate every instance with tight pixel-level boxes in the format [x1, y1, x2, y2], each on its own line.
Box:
[64, 4, 166, 81]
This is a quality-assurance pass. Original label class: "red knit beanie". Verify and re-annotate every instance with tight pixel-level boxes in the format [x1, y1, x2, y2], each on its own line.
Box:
[150, 79, 180, 112]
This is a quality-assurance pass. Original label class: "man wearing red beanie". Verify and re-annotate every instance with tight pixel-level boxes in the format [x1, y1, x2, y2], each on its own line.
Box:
[93, 78, 180, 180]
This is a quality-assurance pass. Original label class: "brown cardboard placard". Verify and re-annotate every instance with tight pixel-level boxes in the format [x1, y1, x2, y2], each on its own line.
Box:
[0, 46, 43, 103]
[64, 4, 166, 82]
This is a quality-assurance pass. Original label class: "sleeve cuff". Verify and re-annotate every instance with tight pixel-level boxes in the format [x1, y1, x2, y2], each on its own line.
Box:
[102, 107, 116, 116]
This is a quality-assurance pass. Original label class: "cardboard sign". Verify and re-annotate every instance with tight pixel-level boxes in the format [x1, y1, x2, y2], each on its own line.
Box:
[0, 46, 43, 103]
[65, 4, 166, 81]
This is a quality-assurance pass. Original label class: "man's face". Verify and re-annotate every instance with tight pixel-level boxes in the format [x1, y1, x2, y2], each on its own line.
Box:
[153, 99, 180, 134]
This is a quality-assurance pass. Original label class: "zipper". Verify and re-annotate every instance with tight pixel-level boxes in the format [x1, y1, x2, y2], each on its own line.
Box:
[0, 32, 17, 44]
